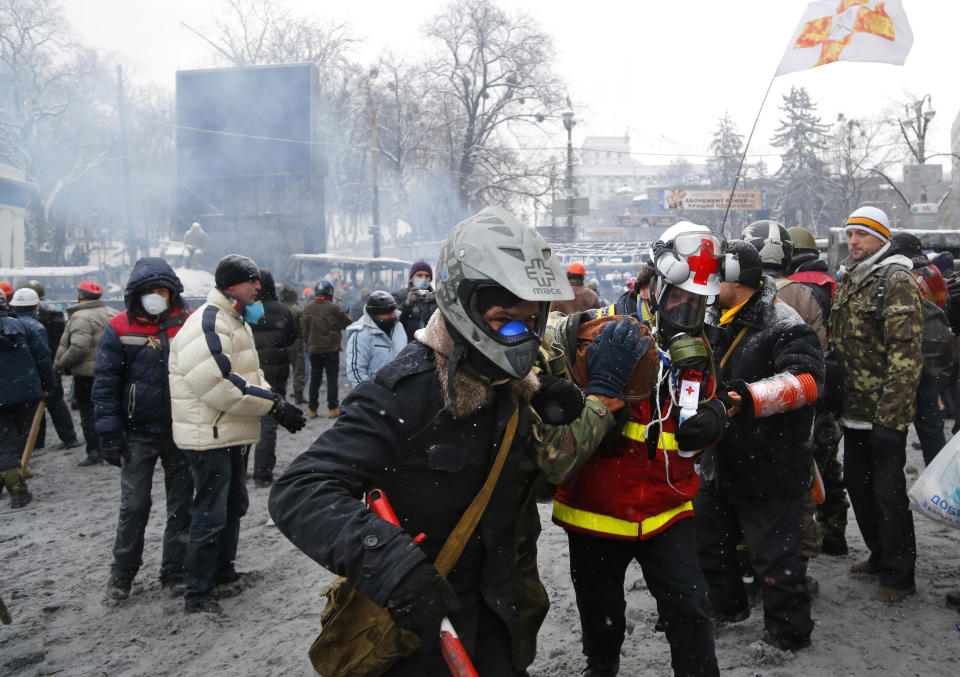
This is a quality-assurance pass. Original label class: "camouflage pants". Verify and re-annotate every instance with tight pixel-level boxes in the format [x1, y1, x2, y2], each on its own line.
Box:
[815, 438, 848, 549]
[800, 472, 822, 559]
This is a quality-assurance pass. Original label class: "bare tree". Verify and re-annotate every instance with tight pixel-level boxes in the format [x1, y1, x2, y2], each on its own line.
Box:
[423, 0, 565, 211]
[0, 0, 117, 261]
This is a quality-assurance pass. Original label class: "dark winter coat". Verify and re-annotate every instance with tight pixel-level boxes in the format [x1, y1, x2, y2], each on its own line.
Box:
[92, 258, 189, 446]
[704, 277, 824, 501]
[788, 253, 835, 324]
[36, 301, 66, 356]
[251, 272, 298, 390]
[269, 340, 538, 671]
[301, 298, 352, 353]
[0, 308, 55, 406]
[392, 283, 439, 342]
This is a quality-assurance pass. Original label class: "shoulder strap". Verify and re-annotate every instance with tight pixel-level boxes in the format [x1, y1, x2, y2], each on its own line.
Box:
[433, 399, 520, 577]
[774, 277, 795, 290]
[872, 264, 910, 322]
[720, 327, 748, 369]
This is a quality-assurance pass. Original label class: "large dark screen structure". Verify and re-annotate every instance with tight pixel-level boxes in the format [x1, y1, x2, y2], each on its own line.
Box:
[176, 64, 324, 271]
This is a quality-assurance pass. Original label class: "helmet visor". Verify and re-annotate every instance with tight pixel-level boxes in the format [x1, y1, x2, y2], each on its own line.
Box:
[659, 285, 707, 334]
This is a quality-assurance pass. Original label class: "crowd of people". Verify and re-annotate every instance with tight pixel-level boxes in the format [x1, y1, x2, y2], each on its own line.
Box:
[2, 203, 959, 675]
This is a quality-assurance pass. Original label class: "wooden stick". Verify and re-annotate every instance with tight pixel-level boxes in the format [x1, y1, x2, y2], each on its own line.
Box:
[20, 401, 45, 479]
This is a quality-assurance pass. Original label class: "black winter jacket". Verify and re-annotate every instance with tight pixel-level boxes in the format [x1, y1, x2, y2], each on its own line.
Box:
[36, 301, 65, 356]
[392, 283, 439, 342]
[269, 341, 534, 667]
[704, 277, 825, 501]
[251, 271, 297, 389]
[92, 258, 188, 445]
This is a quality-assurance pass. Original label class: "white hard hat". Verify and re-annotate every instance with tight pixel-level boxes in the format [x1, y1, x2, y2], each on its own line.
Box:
[10, 287, 40, 307]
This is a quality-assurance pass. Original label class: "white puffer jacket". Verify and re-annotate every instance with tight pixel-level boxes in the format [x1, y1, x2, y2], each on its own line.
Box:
[169, 288, 276, 450]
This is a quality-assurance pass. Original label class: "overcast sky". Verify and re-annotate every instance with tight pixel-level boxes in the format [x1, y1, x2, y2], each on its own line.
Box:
[62, 0, 957, 172]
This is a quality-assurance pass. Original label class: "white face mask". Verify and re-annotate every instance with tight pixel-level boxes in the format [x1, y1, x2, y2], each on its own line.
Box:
[141, 293, 168, 316]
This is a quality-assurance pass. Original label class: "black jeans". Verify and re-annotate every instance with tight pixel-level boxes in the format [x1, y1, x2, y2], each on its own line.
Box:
[73, 375, 98, 459]
[254, 383, 284, 481]
[308, 351, 340, 411]
[0, 402, 34, 473]
[111, 434, 194, 581]
[38, 374, 77, 447]
[694, 486, 813, 649]
[914, 374, 946, 465]
[568, 520, 719, 676]
[843, 427, 917, 589]
[182, 447, 249, 605]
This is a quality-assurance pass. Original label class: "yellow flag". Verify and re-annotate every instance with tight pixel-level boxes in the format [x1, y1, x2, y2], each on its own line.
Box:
[776, 0, 913, 76]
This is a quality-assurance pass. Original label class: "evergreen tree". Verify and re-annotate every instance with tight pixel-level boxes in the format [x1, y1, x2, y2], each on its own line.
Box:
[771, 86, 830, 233]
[708, 113, 744, 189]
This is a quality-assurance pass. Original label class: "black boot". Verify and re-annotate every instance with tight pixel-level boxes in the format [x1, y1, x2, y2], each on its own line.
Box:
[583, 657, 619, 677]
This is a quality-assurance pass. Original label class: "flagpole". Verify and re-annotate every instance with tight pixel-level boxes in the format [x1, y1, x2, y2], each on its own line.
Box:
[719, 71, 778, 237]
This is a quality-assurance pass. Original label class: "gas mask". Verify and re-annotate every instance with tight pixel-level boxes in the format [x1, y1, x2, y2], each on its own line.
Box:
[652, 281, 709, 370]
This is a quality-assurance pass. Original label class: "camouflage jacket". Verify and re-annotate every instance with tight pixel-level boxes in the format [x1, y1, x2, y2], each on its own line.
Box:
[512, 312, 619, 670]
[830, 248, 923, 431]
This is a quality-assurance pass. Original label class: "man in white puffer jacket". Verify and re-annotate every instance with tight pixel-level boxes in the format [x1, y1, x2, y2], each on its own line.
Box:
[169, 254, 305, 613]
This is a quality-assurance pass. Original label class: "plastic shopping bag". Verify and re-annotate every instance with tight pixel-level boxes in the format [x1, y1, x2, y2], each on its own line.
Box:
[908, 432, 960, 528]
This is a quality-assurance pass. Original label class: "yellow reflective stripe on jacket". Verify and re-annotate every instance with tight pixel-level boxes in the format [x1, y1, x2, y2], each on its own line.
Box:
[640, 500, 693, 536]
[596, 304, 616, 318]
[552, 501, 639, 537]
[621, 420, 678, 450]
[553, 500, 694, 538]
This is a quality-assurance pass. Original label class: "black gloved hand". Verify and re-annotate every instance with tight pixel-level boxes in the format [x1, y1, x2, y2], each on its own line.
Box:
[675, 399, 728, 451]
[386, 562, 459, 651]
[531, 374, 586, 425]
[868, 423, 903, 453]
[813, 414, 842, 447]
[585, 317, 650, 399]
[271, 398, 306, 433]
[101, 444, 124, 468]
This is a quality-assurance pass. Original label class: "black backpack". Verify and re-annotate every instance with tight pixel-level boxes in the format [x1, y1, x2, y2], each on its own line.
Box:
[874, 265, 954, 379]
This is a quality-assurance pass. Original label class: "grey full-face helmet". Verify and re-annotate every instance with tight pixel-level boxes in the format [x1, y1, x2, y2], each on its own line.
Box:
[435, 206, 573, 380]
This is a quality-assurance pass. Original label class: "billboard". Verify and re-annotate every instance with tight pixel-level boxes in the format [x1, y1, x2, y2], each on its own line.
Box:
[659, 189, 766, 210]
[176, 63, 325, 265]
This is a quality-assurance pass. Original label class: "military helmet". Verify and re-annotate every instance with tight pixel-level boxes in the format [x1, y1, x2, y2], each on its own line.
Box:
[742, 220, 794, 272]
[787, 226, 817, 253]
[435, 206, 573, 379]
[315, 280, 335, 299]
[19, 279, 45, 299]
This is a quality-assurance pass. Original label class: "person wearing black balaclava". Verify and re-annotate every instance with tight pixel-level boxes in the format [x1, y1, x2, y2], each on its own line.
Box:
[345, 291, 408, 388]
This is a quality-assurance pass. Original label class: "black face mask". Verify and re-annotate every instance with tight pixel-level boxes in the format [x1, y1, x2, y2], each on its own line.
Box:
[374, 316, 397, 334]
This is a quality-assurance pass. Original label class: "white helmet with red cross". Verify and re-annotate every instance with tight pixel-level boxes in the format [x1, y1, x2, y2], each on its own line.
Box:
[649, 221, 727, 296]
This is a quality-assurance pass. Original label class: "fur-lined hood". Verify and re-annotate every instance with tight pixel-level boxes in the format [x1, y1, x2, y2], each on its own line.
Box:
[414, 309, 539, 418]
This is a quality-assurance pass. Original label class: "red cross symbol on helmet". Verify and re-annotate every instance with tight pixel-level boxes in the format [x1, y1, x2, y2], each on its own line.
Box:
[686, 239, 719, 285]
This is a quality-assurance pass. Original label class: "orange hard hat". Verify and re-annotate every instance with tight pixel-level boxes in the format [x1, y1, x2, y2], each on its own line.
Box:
[0, 281, 13, 298]
[567, 263, 586, 277]
[302, 287, 313, 296]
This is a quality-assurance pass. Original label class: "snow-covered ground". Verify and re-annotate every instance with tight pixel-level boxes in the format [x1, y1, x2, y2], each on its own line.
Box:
[2, 373, 960, 676]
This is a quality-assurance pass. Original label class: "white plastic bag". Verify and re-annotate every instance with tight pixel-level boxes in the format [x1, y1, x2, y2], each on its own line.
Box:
[908, 432, 960, 528]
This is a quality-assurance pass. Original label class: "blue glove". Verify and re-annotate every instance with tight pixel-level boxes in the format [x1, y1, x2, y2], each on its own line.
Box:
[585, 317, 650, 399]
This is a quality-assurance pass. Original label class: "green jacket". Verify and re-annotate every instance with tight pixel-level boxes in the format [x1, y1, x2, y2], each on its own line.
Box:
[829, 247, 923, 431]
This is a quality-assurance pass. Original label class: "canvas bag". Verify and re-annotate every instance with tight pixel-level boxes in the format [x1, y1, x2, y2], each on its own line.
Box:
[908, 431, 960, 528]
[308, 403, 520, 677]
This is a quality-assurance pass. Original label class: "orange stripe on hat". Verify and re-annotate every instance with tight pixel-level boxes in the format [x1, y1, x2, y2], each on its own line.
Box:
[846, 216, 891, 240]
